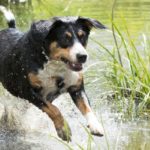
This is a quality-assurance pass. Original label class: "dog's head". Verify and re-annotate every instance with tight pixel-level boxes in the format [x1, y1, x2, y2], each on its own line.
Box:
[31, 16, 106, 71]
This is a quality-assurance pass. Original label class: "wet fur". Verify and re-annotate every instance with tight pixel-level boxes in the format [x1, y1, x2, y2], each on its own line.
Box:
[0, 14, 106, 141]
[0, 16, 106, 107]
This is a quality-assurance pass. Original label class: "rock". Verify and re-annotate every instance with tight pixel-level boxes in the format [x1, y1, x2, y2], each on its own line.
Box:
[0, 87, 72, 150]
[0, 89, 53, 134]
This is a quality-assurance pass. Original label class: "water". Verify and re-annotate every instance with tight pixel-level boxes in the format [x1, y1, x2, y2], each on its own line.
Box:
[0, 0, 150, 150]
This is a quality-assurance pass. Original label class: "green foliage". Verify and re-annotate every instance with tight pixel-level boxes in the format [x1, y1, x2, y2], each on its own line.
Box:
[95, 22, 150, 118]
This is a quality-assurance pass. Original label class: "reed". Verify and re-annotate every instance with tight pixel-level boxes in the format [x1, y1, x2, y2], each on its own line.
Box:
[93, 22, 150, 118]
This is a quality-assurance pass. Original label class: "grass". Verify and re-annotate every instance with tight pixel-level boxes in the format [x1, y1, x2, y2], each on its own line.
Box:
[82, 0, 150, 119]
[93, 22, 150, 119]
[109, 0, 149, 118]
[84, 0, 150, 119]
[49, 124, 107, 150]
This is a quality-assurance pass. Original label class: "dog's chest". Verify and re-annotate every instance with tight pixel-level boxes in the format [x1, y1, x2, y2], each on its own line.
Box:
[37, 61, 80, 101]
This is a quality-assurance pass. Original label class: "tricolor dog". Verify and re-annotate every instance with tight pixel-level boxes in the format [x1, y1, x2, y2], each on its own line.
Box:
[0, 6, 106, 141]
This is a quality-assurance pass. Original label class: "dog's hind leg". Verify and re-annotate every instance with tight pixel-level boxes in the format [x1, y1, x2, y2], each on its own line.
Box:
[41, 101, 72, 142]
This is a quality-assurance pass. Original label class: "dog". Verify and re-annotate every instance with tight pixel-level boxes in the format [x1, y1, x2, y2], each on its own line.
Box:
[0, 6, 106, 141]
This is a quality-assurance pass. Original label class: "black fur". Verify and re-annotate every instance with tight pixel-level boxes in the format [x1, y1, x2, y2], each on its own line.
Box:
[7, 19, 16, 28]
[0, 16, 106, 108]
[0, 14, 107, 141]
[0, 27, 48, 107]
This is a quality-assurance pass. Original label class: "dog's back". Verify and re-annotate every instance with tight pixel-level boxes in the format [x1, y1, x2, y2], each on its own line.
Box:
[0, 6, 23, 80]
[0, 29, 23, 54]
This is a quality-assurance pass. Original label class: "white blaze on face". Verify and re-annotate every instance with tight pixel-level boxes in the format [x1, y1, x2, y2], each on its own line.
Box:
[69, 42, 88, 62]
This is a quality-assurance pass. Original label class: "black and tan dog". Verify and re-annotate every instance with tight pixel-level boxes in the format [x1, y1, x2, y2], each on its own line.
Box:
[0, 6, 106, 141]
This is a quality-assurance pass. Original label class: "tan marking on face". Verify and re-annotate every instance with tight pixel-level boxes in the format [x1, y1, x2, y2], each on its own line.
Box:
[49, 41, 70, 61]
[76, 98, 91, 115]
[49, 41, 58, 50]
[65, 31, 72, 38]
[42, 101, 64, 129]
[78, 30, 85, 37]
[28, 72, 42, 88]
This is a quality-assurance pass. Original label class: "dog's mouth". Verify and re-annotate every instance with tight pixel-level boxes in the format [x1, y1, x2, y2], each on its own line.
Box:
[61, 58, 83, 71]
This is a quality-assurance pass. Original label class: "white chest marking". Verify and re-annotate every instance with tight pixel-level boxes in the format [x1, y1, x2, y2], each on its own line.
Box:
[37, 60, 80, 100]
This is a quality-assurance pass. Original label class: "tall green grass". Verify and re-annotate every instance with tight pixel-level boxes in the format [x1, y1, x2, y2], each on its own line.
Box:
[95, 23, 150, 118]
[87, 0, 150, 119]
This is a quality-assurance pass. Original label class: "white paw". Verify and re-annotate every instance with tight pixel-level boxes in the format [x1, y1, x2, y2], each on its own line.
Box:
[86, 112, 104, 136]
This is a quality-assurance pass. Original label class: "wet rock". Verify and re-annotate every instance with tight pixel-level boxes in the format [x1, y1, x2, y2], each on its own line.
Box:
[0, 89, 73, 150]
[0, 90, 52, 134]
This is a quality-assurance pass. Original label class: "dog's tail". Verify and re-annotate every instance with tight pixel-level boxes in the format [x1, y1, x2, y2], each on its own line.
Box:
[0, 5, 15, 28]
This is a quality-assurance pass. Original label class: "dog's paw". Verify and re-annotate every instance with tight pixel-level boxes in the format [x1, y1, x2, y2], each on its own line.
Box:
[88, 121, 104, 136]
[86, 112, 104, 137]
[56, 121, 72, 142]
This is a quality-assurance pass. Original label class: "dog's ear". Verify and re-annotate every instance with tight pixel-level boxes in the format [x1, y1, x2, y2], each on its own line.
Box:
[77, 17, 107, 30]
[30, 19, 63, 42]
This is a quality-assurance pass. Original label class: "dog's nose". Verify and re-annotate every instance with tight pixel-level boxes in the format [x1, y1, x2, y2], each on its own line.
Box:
[77, 54, 87, 63]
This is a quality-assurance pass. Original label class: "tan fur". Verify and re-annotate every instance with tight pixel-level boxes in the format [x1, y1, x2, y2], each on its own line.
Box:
[65, 31, 72, 38]
[42, 101, 64, 129]
[77, 72, 83, 87]
[28, 72, 42, 88]
[49, 42, 70, 61]
[78, 30, 85, 37]
[76, 98, 91, 115]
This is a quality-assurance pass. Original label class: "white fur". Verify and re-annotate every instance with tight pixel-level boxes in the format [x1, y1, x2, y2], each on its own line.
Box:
[81, 92, 104, 135]
[81, 91, 89, 104]
[37, 60, 80, 101]
[0, 5, 15, 21]
[70, 42, 88, 62]
[85, 112, 104, 135]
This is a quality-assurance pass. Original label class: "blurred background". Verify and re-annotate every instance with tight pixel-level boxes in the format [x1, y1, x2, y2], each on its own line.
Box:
[0, 0, 150, 35]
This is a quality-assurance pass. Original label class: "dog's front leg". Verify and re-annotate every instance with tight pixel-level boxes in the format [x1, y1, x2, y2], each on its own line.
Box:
[41, 101, 72, 142]
[69, 85, 104, 136]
